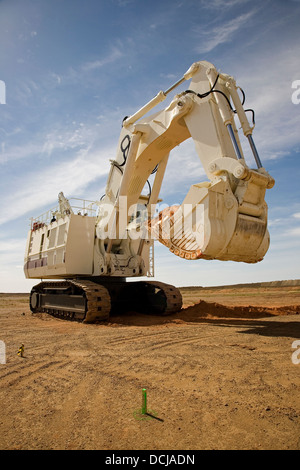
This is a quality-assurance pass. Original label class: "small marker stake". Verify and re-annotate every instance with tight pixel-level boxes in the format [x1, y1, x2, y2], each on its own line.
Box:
[142, 388, 147, 415]
[17, 344, 24, 358]
[133, 388, 163, 421]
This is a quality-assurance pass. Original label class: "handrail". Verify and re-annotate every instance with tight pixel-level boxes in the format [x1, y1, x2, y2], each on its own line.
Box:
[30, 197, 98, 228]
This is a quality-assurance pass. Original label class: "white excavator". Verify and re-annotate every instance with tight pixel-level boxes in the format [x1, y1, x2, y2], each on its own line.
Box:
[24, 60, 275, 322]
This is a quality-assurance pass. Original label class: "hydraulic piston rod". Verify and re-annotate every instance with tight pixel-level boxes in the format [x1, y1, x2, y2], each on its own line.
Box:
[123, 62, 200, 127]
[247, 134, 263, 169]
[227, 123, 243, 160]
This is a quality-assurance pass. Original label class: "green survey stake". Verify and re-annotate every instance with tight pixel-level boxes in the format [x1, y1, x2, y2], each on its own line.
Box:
[142, 388, 147, 414]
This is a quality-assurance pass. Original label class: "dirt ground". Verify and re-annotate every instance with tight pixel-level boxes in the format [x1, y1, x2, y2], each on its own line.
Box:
[0, 282, 300, 450]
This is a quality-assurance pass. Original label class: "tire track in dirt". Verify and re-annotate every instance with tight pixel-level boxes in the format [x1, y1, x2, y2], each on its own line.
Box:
[107, 329, 174, 346]
[146, 331, 230, 351]
[0, 359, 71, 388]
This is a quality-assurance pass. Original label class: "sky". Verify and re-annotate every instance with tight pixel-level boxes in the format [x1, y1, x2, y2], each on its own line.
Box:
[0, 0, 300, 292]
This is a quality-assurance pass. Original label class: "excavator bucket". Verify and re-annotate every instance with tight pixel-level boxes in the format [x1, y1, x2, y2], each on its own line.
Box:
[148, 173, 273, 265]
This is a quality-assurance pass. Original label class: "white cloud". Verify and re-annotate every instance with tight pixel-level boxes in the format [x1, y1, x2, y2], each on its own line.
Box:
[14, 79, 40, 106]
[0, 237, 29, 292]
[288, 227, 300, 237]
[81, 47, 123, 72]
[42, 123, 98, 156]
[0, 140, 41, 164]
[52, 73, 61, 84]
[0, 117, 117, 164]
[160, 139, 207, 198]
[0, 144, 112, 226]
[195, 11, 256, 53]
[268, 218, 284, 227]
[0, 238, 25, 255]
[115, 0, 135, 6]
[201, 0, 251, 9]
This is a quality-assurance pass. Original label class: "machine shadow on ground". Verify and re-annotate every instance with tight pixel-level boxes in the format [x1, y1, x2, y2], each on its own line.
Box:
[106, 299, 300, 340]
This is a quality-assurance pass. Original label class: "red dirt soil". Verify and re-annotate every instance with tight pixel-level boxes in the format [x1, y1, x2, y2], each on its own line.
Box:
[0, 283, 300, 450]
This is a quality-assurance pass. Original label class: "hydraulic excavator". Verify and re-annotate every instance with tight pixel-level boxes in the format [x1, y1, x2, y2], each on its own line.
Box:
[24, 60, 275, 322]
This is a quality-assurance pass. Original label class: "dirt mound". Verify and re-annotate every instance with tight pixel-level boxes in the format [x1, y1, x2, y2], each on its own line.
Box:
[181, 300, 300, 319]
[104, 300, 300, 329]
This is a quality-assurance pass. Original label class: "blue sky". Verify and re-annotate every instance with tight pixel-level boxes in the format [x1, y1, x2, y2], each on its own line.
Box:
[0, 0, 300, 292]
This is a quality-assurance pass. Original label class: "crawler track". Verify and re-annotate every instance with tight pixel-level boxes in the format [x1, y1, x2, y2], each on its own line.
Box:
[29, 279, 183, 322]
[142, 280, 183, 315]
[30, 280, 111, 323]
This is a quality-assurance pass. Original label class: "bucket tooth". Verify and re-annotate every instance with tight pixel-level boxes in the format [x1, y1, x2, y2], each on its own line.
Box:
[148, 205, 203, 261]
